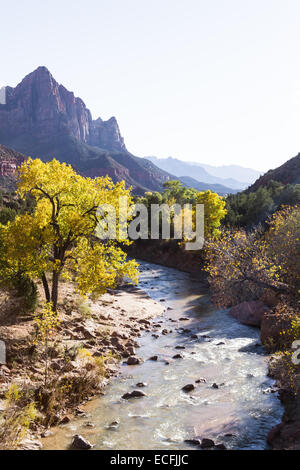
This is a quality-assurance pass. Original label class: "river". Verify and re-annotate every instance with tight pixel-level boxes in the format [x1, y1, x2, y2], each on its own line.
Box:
[43, 261, 283, 450]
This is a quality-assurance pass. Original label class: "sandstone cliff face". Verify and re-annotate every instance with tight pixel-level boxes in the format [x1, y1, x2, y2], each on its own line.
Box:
[0, 66, 125, 153]
[0, 67, 171, 192]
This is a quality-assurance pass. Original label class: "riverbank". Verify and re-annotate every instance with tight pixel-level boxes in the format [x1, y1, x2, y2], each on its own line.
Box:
[267, 354, 300, 449]
[0, 279, 164, 449]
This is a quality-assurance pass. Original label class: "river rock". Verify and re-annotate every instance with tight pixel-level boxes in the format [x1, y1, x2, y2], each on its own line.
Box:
[182, 384, 195, 392]
[107, 420, 119, 429]
[71, 434, 93, 450]
[229, 301, 270, 327]
[214, 443, 227, 450]
[41, 430, 53, 438]
[60, 415, 71, 424]
[200, 438, 215, 449]
[184, 439, 200, 446]
[127, 356, 142, 365]
[127, 347, 136, 356]
[122, 390, 147, 399]
[136, 382, 147, 387]
[84, 422, 95, 428]
[148, 355, 158, 361]
[20, 438, 43, 450]
[173, 354, 183, 359]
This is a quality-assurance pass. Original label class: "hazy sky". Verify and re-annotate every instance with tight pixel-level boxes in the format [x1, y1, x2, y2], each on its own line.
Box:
[1, 0, 300, 171]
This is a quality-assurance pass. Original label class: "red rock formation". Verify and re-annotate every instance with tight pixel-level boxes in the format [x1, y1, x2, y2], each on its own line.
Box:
[0, 66, 126, 153]
[228, 300, 270, 327]
[0, 67, 171, 192]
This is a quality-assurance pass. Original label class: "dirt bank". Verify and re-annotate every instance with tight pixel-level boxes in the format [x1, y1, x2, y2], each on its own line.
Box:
[267, 356, 300, 450]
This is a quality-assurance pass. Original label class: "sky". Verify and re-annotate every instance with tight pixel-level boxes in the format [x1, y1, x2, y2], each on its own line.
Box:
[1, 0, 300, 171]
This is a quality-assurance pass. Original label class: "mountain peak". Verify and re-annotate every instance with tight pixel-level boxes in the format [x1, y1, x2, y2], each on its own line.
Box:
[32, 65, 52, 75]
[0, 66, 127, 154]
[0, 68, 174, 193]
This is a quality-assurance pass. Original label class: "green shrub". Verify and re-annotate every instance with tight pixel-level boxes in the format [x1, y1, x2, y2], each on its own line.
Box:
[14, 273, 38, 311]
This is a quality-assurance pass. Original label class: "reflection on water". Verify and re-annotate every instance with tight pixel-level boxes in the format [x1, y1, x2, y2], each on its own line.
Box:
[43, 262, 283, 450]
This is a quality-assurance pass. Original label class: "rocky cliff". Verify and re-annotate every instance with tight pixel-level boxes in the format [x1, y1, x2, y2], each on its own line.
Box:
[0, 66, 126, 154]
[0, 67, 171, 192]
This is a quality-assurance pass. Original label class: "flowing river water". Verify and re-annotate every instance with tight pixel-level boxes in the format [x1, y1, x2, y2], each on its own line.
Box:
[43, 261, 283, 450]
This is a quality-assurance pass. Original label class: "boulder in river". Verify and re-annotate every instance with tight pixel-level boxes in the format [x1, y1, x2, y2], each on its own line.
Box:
[107, 420, 119, 429]
[148, 355, 158, 361]
[136, 382, 147, 387]
[184, 439, 200, 446]
[122, 390, 147, 399]
[127, 356, 142, 365]
[214, 443, 227, 450]
[71, 434, 93, 450]
[173, 354, 183, 359]
[200, 438, 215, 449]
[229, 301, 270, 327]
[182, 384, 195, 392]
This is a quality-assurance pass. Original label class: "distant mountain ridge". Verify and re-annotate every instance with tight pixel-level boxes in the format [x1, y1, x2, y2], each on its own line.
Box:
[189, 162, 261, 185]
[0, 67, 173, 193]
[179, 176, 239, 195]
[146, 156, 260, 190]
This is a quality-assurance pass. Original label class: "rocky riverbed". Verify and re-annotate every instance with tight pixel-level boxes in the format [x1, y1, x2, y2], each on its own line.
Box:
[42, 261, 283, 450]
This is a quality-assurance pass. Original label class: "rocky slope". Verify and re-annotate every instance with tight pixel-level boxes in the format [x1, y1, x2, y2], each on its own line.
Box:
[247, 152, 300, 193]
[0, 67, 172, 193]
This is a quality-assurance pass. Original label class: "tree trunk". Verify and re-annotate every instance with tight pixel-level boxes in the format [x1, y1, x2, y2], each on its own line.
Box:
[51, 271, 59, 312]
[41, 272, 51, 303]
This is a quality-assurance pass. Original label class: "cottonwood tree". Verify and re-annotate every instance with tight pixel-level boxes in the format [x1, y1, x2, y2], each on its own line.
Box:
[206, 205, 300, 308]
[0, 158, 138, 311]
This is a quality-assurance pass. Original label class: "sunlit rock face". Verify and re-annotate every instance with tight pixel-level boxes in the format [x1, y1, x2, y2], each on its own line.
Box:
[0, 67, 171, 192]
[0, 66, 126, 153]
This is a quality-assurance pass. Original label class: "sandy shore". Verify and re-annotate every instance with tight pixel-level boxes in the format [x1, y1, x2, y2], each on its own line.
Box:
[0, 282, 165, 449]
